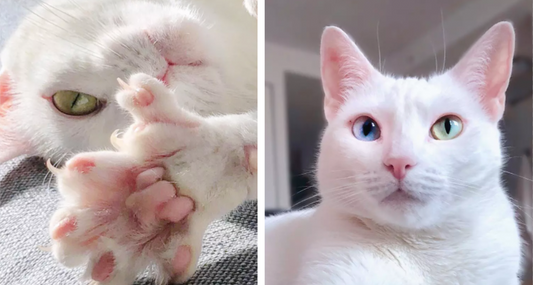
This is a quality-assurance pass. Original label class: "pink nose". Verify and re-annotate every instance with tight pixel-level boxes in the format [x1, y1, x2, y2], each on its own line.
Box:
[384, 157, 416, 180]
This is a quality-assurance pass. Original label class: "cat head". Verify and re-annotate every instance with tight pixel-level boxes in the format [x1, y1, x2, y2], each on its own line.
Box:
[0, 0, 257, 163]
[317, 22, 515, 229]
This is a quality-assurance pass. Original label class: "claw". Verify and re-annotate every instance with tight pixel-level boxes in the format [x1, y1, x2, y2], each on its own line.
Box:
[117, 78, 134, 91]
[110, 130, 124, 150]
[46, 159, 62, 176]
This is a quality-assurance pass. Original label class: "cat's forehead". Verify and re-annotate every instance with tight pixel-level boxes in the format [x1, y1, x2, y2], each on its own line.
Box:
[350, 76, 444, 112]
[339, 74, 482, 123]
[379, 76, 441, 100]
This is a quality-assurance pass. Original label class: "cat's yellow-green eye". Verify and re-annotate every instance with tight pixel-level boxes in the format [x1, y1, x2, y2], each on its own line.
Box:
[52, 91, 102, 116]
[430, 115, 463, 140]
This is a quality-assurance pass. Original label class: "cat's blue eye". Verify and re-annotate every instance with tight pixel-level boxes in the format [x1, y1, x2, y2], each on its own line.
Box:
[352, 116, 380, 141]
[430, 115, 463, 140]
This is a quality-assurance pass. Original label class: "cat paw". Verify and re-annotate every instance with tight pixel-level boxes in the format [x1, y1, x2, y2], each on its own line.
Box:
[47, 153, 196, 284]
[47, 73, 255, 284]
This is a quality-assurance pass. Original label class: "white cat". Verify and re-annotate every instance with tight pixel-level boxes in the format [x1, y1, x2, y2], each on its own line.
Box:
[47, 73, 257, 284]
[266, 22, 522, 285]
[1, 0, 257, 284]
[0, 0, 257, 163]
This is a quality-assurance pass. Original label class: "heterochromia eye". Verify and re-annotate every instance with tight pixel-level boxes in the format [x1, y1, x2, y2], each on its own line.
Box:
[431, 115, 463, 140]
[52, 91, 102, 116]
[352, 116, 380, 141]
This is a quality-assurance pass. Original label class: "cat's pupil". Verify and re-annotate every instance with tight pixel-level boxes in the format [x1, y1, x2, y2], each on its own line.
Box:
[444, 118, 451, 134]
[362, 119, 374, 136]
[71, 93, 81, 108]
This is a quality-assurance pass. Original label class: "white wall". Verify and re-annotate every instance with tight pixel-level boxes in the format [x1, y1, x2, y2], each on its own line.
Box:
[265, 43, 320, 210]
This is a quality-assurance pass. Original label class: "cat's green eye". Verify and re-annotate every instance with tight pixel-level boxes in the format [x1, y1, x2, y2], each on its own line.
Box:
[52, 91, 101, 116]
[431, 115, 463, 140]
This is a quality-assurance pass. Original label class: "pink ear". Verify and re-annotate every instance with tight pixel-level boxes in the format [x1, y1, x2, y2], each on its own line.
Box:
[320, 26, 378, 122]
[450, 21, 515, 122]
[0, 71, 31, 163]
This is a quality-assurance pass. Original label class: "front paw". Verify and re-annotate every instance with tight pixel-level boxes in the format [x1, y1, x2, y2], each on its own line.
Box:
[47, 153, 198, 284]
[113, 73, 255, 216]
[47, 73, 255, 284]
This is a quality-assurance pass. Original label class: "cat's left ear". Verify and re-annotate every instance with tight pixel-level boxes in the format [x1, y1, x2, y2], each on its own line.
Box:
[0, 71, 31, 163]
[449, 21, 515, 122]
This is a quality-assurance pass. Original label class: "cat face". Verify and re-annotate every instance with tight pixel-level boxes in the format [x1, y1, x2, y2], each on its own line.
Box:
[0, 0, 257, 163]
[317, 23, 515, 229]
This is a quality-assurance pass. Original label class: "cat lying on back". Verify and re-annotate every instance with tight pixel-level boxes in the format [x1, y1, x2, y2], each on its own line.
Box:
[1, 0, 257, 284]
[266, 22, 521, 285]
[0, 0, 257, 163]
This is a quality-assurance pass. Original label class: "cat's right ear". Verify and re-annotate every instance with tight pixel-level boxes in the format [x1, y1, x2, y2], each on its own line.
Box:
[320, 26, 378, 122]
[0, 71, 30, 163]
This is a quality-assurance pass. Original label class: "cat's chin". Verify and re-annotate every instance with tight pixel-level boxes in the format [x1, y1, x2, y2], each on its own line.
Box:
[380, 188, 423, 205]
[370, 188, 442, 229]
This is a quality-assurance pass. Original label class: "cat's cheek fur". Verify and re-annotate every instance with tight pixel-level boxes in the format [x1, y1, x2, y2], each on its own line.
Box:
[317, 125, 379, 217]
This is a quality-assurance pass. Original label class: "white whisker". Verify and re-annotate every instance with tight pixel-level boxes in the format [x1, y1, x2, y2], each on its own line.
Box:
[376, 21, 382, 72]
[440, 9, 446, 73]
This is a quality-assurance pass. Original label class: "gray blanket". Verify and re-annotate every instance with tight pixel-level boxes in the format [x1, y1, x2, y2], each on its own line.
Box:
[0, 156, 257, 285]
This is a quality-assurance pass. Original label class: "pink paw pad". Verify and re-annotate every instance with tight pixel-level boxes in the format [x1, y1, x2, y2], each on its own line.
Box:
[91, 252, 115, 282]
[133, 88, 154, 107]
[66, 157, 95, 174]
[172, 246, 191, 275]
[51, 217, 77, 240]
[126, 181, 175, 209]
[136, 167, 165, 190]
[157, 196, 194, 222]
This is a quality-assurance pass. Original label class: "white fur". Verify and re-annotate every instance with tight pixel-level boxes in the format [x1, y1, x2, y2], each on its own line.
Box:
[0, 0, 257, 162]
[49, 73, 256, 284]
[1, 0, 257, 284]
[266, 23, 521, 285]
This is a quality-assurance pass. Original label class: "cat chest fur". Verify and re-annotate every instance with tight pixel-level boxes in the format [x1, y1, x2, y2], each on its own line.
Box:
[300, 201, 522, 285]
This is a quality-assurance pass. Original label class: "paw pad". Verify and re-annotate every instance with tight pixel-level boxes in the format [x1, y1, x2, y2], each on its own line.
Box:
[51, 217, 77, 240]
[172, 246, 191, 275]
[66, 157, 95, 174]
[47, 72, 254, 284]
[133, 88, 154, 107]
[92, 252, 115, 282]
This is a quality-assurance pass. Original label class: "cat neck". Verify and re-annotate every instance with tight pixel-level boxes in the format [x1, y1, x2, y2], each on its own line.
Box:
[316, 183, 510, 241]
